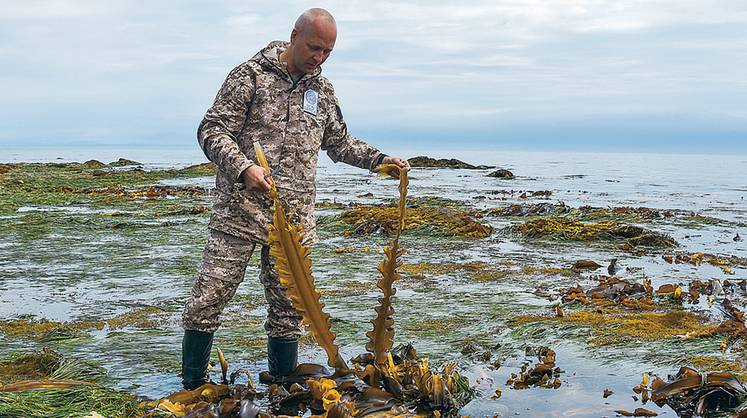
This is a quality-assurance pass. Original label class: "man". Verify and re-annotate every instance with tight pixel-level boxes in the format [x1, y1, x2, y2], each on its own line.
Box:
[181, 8, 410, 390]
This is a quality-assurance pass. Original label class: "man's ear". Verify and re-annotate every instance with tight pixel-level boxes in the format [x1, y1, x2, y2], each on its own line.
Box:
[290, 28, 298, 45]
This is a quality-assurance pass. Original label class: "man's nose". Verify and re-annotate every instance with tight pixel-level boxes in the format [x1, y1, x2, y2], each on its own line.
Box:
[313, 51, 324, 62]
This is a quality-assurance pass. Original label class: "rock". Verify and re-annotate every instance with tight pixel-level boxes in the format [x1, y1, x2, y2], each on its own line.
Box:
[108, 158, 142, 167]
[487, 169, 514, 179]
[492, 202, 568, 217]
[607, 258, 619, 276]
[408, 156, 495, 169]
[573, 260, 601, 270]
[82, 160, 106, 169]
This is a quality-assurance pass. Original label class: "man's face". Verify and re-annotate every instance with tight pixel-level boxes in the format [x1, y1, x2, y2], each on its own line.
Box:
[288, 21, 336, 74]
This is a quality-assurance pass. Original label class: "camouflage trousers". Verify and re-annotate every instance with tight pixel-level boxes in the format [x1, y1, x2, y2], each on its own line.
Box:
[182, 228, 302, 338]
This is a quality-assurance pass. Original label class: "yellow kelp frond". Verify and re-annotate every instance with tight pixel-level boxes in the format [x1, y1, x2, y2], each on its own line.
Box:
[396, 168, 409, 238]
[366, 164, 408, 367]
[366, 240, 405, 367]
[253, 142, 278, 200]
[373, 163, 401, 179]
[255, 142, 345, 370]
[267, 207, 345, 369]
[373, 164, 409, 237]
[0, 380, 88, 392]
[216, 348, 228, 385]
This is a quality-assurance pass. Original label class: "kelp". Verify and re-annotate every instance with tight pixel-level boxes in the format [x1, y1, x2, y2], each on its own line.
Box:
[511, 309, 715, 347]
[647, 367, 747, 417]
[339, 205, 492, 238]
[548, 204, 726, 226]
[146, 344, 470, 417]
[253, 158, 470, 416]
[0, 306, 165, 339]
[489, 202, 569, 217]
[367, 165, 408, 368]
[399, 261, 576, 283]
[663, 251, 747, 275]
[689, 356, 747, 377]
[506, 346, 562, 390]
[514, 218, 678, 248]
[490, 203, 733, 232]
[406, 196, 467, 210]
[256, 142, 346, 371]
[83, 185, 208, 199]
[0, 160, 215, 213]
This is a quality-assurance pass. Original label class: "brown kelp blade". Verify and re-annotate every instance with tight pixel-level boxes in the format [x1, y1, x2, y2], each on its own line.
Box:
[255, 142, 345, 370]
[0, 379, 88, 392]
[396, 167, 409, 238]
[365, 240, 406, 367]
[366, 165, 408, 366]
[373, 163, 400, 179]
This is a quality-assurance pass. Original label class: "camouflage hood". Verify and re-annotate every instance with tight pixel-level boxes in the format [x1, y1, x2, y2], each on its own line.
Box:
[252, 40, 323, 81]
[196, 41, 383, 245]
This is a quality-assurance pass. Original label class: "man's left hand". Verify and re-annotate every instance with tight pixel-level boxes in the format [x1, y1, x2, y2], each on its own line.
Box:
[382, 156, 411, 172]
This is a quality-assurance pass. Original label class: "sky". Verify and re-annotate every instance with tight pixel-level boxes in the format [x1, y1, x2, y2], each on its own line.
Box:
[1, 0, 746, 154]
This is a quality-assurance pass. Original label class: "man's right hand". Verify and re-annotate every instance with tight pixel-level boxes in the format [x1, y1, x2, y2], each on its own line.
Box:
[240, 165, 272, 192]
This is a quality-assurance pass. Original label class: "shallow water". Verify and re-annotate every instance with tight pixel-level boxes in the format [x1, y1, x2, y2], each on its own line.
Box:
[1, 149, 746, 417]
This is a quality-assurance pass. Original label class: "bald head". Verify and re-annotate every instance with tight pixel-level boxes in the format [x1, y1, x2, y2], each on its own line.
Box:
[284, 8, 337, 76]
[294, 8, 336, 36]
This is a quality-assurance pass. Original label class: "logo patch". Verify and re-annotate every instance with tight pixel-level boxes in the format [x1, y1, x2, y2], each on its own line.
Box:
[303, 89, 318, 115]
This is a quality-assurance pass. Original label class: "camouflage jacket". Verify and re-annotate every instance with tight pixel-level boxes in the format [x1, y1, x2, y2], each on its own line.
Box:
[198, 41, 384, 245]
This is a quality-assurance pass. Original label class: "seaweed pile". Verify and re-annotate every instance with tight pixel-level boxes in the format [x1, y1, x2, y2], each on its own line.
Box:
[505, 346, 562, 390]
[514, 218, 678, 248]
[339, 205, 492, 238]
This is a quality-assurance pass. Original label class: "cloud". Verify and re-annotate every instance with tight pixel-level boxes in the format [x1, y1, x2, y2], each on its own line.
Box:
[0, 0, 746, 150]
[0, 0, 124, 20]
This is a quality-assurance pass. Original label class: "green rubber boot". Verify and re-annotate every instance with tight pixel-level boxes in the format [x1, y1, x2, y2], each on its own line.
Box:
[267, 336, 298, 377]
[181, 330, 213, 390]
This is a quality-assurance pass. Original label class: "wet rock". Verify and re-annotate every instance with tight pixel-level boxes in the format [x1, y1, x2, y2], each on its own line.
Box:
[487, 169, 514, 179]
[407, 156, 495, 169]
[574, 260, 602, 270]
[490, 202, 568, 217]
[82, 159, 106, 169]
[340, 205, 492, 238]
[515, 218, 678, 248]
[662, 251, 746, 275]
[180, 162, 218, 176]
[614, 408, 658, 417]
[607, 258, 620, 276]
[108, 158, 142, 167]
[507, 346, 562, 390]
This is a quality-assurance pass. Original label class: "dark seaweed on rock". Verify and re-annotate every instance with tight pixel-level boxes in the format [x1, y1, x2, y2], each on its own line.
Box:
[514, 218, 678, 248]
[408, 156, 495, 169]
[490, 202, 569, 217]
[340, 205, 492, 238]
